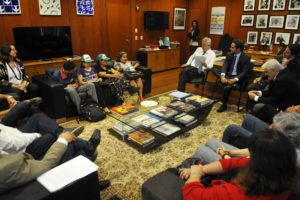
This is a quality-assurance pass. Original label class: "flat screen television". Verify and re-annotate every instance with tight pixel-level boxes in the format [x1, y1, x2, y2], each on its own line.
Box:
[13, 26, 73, 61]
[144, 11, 169, 30]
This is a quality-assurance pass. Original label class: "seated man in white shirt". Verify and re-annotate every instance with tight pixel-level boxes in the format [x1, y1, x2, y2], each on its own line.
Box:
[178, 37, 216, 92]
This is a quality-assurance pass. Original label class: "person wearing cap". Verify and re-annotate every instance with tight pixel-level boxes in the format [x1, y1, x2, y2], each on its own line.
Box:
[95, 53, 136, 105]
[115, 51, 144, 102]
[77, 54, 110, 113]
[52, 60, 98, 115]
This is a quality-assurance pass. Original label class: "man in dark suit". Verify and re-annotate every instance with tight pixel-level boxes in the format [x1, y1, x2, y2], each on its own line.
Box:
[217, 40, 253, 112]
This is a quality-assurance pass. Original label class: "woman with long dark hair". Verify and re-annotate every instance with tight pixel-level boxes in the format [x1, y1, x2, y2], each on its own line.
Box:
[0, 43, 39, 100]
[180, 129, 298, 199]
[187, 20, 199, 55]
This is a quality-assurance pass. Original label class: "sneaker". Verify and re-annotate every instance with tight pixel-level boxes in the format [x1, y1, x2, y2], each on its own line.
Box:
[89, 129, 101, 150]
[72, 126, 85, 137]
[28, 97, 42, 106]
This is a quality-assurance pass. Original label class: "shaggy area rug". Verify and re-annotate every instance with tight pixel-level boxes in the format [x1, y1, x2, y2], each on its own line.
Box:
[61, 102, 244, 200]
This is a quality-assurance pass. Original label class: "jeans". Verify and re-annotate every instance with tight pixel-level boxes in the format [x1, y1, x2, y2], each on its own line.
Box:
[222, 114, 269, 143]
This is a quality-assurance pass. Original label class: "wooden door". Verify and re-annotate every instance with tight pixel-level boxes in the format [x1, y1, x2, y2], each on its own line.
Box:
[107, 0, 132, 59]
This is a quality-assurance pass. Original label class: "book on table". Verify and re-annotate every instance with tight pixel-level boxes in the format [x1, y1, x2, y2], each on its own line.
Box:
[185, 95, 210, 107]
[150, 106, 179, 119]
[168, 91, 191, 100]
[168, 101, 196, 112]
[152, 122, 181, 136]
[131, 113, 162, 128]
[112, 121, 138, 137]
[128, 130, 155, 146]
[111, 104, 139, 116]
[173, 113, 197, 126]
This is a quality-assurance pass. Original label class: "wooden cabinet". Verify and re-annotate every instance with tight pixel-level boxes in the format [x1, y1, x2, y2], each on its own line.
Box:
[136, 48, 180, 72]
[23, 57, 81, 81]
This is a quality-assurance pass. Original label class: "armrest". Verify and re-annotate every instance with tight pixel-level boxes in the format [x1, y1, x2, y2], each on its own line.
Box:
[32, 75, 67, 119]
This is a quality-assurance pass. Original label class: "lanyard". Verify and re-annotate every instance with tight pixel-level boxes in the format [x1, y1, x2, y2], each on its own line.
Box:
[7, 62, 22, 80]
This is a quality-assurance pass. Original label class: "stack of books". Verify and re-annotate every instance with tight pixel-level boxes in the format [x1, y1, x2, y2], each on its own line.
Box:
[112, 122, 137, 138]
[185, 95, 210, 107]
[168, 101, 196, 112]
[150, 106, 179, 119]
[111, 104, 139, 116]
[173, 113, 197, 127]
[131, 113, 162, 128]
[128, 130, 155, 147]
[168, 91, 191, 100]
[152, 121, 181, 136]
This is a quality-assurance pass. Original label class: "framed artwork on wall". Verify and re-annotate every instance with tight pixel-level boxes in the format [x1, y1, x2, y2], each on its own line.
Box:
[241, 15, 254, 27]
[293, 33, 300, 44]
[288, 0, 300, 11]
[244, 0, 255, 11]
[258, 0, 271, 11]
[173, 8, 186, 30]
[76, 0, 94, 15]
[256, 15, 269, 28]
[0, 0, 21, 14]
[39, 0, 61, 16]
[269, 16, 285, 28]
[272, 0, 286, 11]
[259, 32, 273, 46]
[274, 32, 291, 45]
[247, 31, 259, 45]
[285, 15, 299, 30]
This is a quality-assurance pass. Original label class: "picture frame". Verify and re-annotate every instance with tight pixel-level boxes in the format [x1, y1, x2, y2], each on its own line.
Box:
[241, 15, 255, 27]
[274, 32, 291, 45]
[0, 0, 21, 14]
[258, 0, 271, 11]
[293, 33, 300, 44]
[247, 31, 259, 45]
[285, 15, 299, 30]
[269, 16, 285, 28]
[256, 14, 269, 29]
[173, 8, 186, 30]
[244, 0, 255, 11]
[259, 32, 273, 46]
[76, 0, 94, 16]
[39, 0, 61, 16]
[288, 0, 300, 11]
[272, 0, 286, 11]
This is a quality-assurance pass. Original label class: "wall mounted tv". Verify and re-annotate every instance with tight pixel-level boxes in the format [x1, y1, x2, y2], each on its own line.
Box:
[144, 11, 169, 30]
[13, 26, 73, 61]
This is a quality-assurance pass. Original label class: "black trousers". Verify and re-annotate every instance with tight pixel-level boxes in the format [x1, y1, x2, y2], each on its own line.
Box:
[178, 66, 203, 92]
[2, 82, 39, 100]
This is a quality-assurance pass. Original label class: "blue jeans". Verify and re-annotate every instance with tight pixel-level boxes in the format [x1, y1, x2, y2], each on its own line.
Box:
[222, 114, 268, 143]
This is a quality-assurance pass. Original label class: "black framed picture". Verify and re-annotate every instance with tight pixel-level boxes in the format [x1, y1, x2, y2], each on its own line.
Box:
[274, 32, 291, 45]
[241, 15, 255, 27]
[293, 33, 300, 44]
[258, 0, 271, 11]
[285, 15, 300, 30]
[259, 32, 273, 46]
[256, 14, 269, 28]
[272, 0, 286, 10]
[288, 0, 300, 11]
[269, 16, 285, 28]
[244, 0, 256, 11]
[247, 31, 259, 45]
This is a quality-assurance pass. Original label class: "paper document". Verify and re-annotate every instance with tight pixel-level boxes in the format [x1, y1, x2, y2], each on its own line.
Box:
[194, 56, 206, 72]
[37, 155, 98, 193]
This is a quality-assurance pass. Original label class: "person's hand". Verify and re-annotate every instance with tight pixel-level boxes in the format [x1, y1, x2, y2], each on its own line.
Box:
[181, 64, 188, 68]
[115, 72, 123, 78]
[221, 76, 228, 84]
[202, 62, 207, 67]
[20, 81, 28, 90]
[286, 105, 300, 113]
[59, 132, 76, 143]
[248, 91, 257, 100]
[179, 168, 191, 180]
[217, 145, 231, 158]
[253, 77, 261, 84]
[98, 77, 103, 82]
[227, 79, 236, 85]
[7, 97, 17, 108]
[190, 27, 193, 32]
[190, 165, 205, 178]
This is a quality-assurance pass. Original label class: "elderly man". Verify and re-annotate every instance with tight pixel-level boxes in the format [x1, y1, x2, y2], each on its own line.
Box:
[248, 58, 299, 114]
[178, 37, 216, 92]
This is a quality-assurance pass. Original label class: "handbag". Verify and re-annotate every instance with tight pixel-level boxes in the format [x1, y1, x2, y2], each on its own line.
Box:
[124, 71, 143, 80]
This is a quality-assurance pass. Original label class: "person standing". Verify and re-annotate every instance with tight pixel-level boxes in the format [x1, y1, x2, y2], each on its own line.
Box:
[187, 20, 200, 56]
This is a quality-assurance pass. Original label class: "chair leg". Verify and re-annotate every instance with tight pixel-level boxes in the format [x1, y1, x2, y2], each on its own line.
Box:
[201, 83, 205, 96]
[210, 79, 218, 98]
[237, 90, 243, 112]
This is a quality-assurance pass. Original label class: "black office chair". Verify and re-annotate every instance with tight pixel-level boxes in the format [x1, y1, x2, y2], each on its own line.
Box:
[187, 69, 210, 96]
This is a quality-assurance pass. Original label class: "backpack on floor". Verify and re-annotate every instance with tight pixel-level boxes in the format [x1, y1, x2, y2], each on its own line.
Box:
[79, 99, 106, 122]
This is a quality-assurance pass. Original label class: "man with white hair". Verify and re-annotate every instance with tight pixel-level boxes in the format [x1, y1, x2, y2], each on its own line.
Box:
[178, 37, 216, 92]
[248, 58, 300, 113]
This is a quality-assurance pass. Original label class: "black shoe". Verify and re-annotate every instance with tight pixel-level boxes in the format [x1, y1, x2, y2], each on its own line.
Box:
[88, 150, 98, 162]
[217, 104, 227, 112]
[108, 195, 122, 200]
[99, 180, 110, 191]
[89, 129, 101, 150]
[127, 85, 140, 95]
[72, 126, 85, 137]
